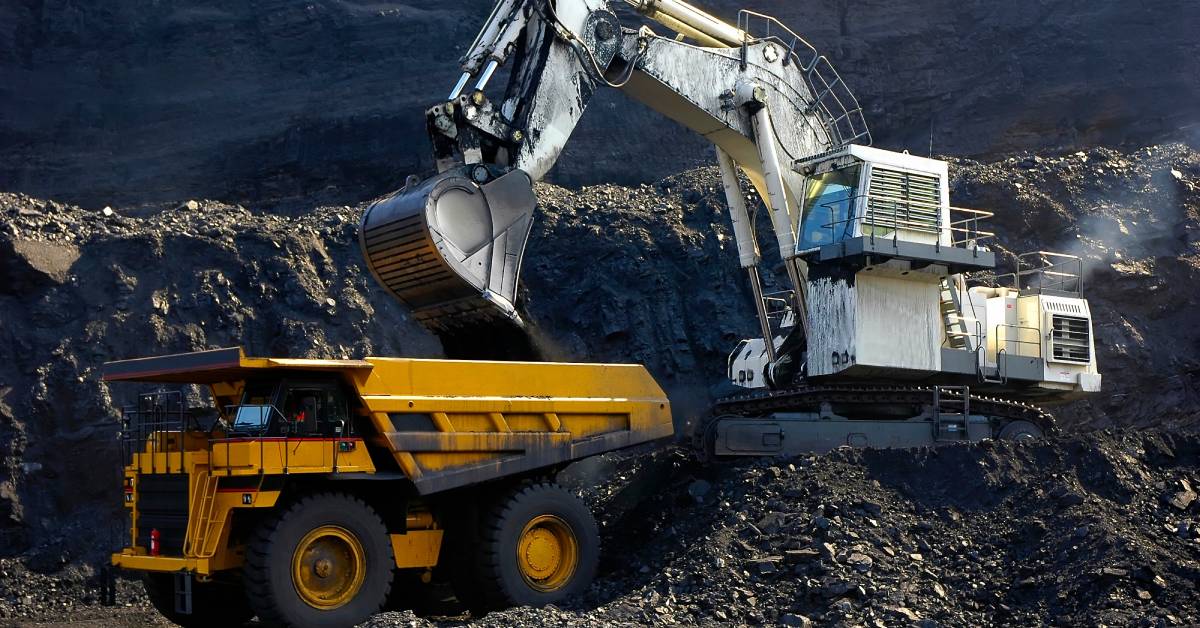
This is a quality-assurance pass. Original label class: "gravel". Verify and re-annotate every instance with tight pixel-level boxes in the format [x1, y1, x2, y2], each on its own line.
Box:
[0, 143, 1198, 625]
[7, 430, 1196, 626]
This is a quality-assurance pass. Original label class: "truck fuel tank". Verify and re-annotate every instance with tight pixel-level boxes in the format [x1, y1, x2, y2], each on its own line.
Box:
[360, 165, 536, 333]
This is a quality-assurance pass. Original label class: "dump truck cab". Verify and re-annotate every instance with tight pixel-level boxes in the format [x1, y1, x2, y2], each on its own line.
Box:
[227, 378, 351, 438]
[106, 347, 673, 627]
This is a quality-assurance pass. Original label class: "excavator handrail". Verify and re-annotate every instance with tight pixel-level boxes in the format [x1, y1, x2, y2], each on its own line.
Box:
[816, 195, 995, 247]
[995, 251, 1085, 296]
[947, 206, 996, 247]
[737, 9, 871, 147]
[992, 323, 1043, 359]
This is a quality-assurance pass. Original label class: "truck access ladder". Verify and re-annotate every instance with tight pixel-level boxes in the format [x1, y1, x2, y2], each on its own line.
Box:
[183, 472, 219, 558]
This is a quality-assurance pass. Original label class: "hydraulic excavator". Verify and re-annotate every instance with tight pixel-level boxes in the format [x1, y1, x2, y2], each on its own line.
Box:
[359, 0, 1102, 454]
[106, 1, 1102, 626]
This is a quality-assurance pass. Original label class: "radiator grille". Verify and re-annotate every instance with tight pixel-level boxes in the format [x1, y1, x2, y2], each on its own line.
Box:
[1051, 315, 1091, 363]
[136, 474, 189, 556]
[866, 167, 942, 234]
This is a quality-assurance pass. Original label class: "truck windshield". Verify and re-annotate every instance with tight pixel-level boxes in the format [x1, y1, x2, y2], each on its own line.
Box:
[232, 381, 280, 435]
[797, 166, 860, 251]
[231, 405, 276, 434]
[226, 379, 349, 437]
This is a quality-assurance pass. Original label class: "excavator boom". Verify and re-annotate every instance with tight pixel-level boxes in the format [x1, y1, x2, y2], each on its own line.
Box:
[359, 0, 1100, 413]
[360, 0, 868, 339]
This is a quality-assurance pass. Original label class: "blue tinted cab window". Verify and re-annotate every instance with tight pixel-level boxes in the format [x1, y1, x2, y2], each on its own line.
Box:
[798, 166, 859, 251]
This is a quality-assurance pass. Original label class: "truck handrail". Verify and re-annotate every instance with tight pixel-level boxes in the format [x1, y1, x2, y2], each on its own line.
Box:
[214, 404, 292, 475]
[119, 390, 189, 474]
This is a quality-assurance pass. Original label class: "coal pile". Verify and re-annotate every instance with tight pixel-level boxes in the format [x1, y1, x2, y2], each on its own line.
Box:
[358, 430, 1200, 627]
[5, 431, 1197, 626]
[0, 143, 1198, 624]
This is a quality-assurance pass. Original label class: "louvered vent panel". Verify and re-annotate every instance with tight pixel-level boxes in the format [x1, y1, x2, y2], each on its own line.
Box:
[1051, 315, 1091, 363]
[1045, 301, 1084, 315]
[866, 167, 942, 233]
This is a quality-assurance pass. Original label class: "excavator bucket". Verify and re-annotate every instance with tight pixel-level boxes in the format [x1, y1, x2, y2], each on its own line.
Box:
[359, 166, 537, 332]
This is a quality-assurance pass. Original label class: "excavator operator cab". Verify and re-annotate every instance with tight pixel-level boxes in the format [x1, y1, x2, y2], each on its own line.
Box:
[796, 161, 861, 251]
[228, 379, 350, 438]
[730, 144, 1100, 400]
[794, 145, 975, 259]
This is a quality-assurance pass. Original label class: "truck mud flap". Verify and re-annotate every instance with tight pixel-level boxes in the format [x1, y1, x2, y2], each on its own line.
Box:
[174, 570, 192, 615]
[99, 566, 117, 606]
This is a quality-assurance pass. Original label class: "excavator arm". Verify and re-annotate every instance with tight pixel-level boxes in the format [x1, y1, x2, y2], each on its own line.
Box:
[359, 0, 869, 353]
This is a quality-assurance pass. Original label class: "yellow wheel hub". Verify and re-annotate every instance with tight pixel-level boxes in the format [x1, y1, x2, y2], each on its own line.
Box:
[291, 525, 366, 610]
[516, 515, 579, 592]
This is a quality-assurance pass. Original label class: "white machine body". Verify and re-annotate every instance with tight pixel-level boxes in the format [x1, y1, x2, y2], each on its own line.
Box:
[729, 146, 1102, 402]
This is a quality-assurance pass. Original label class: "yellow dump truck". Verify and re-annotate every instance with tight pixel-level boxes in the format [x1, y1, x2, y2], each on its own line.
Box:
[103, 347, 672, 627]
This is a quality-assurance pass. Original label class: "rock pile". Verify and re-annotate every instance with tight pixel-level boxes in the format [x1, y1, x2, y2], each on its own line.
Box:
[372, 431, 1200, 627]
[4, 431, 1198, 627]
[0, 143, 1197, 625]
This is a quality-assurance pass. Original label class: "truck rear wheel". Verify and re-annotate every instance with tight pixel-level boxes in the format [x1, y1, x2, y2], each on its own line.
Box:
[245, 493, 394, 627]
[474, 482, 600, 612]
[142, 572, 254, 627]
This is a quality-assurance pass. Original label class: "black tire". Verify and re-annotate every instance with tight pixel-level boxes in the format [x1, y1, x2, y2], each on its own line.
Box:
[142, 572, 254, 627]
[473, 482, 600, 613]
[245, 492, 394, 628]
[998, 419, 1045, 441]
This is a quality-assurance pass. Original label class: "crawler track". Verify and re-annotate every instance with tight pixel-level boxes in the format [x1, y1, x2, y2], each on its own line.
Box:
[694, 384, 1056, 452]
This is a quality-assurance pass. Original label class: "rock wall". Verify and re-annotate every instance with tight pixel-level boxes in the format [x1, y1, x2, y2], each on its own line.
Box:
[2, 1, 1196, 207]
[951, 144, 1200, 430]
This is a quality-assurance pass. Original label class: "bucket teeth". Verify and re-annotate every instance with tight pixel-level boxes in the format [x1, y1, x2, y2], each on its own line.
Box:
[360, 166, 537, 332]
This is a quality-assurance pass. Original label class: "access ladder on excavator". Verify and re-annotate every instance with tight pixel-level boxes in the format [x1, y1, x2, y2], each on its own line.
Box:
[933, 386, 971, 442]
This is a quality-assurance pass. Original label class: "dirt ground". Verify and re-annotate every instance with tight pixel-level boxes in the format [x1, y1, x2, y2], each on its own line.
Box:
[0, 430, 1196, 627]
[1, 144, 1198, 626]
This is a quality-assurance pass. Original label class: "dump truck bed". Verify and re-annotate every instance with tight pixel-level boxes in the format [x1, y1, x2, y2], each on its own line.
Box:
[103, 348, 674, 494]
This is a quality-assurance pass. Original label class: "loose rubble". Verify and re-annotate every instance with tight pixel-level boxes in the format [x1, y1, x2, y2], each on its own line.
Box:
[0, 143, 1198, 625]
[382, 430, 1199, 627]
[3, 431, 1198, 627]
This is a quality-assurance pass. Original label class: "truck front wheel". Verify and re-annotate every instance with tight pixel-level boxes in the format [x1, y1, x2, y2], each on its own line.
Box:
[475, 482, 600, 612]
[245, 493, 394, 627]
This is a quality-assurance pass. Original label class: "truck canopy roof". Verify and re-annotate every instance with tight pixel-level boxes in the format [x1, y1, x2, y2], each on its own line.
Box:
[101, 347, 373, 384]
